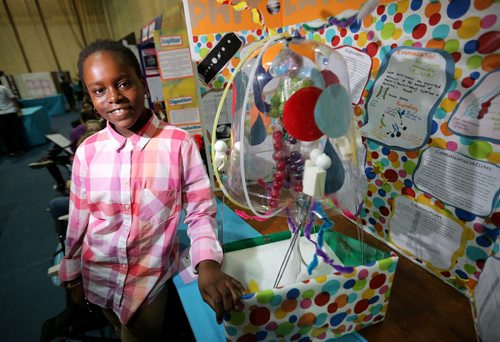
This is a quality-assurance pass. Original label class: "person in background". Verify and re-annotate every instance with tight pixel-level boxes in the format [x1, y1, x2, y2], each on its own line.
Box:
[74, 119, 103, 149]
[46, 118, 106, 244]
[60, 75, 76, 112]
[70, 98, 93, 128]
[59, 39, 244, 341]
[72, 77, 84, 108]
[41, 118, 107, 342]
[81, 99, 93, 113]
[0, 83, 25, 157]
[28, 110, 101, 193]
[47, 119, 105, 233]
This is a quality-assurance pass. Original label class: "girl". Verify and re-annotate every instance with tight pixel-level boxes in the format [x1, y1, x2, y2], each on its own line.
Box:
[59, 39, 244, 341]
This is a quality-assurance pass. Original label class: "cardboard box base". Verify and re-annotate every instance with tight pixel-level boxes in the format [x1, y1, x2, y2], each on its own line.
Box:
[221, 230, 398, 341]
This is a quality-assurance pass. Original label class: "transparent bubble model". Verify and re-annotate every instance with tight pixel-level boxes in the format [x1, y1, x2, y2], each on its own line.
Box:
[214, 36, 367, 224]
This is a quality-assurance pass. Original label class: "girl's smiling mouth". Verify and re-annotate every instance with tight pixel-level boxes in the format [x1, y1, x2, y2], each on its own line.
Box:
[107, 106, 133, 115]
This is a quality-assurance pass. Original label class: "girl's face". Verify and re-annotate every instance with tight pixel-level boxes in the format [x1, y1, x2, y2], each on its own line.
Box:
[83, 51, 146, 136]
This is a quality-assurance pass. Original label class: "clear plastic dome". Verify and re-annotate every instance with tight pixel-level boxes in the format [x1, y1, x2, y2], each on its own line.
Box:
[217, 36, 367, 219]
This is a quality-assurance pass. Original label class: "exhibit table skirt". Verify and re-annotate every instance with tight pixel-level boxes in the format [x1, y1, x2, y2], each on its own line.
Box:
[19, 94, 66, 117]
[22, 106, 52, 146]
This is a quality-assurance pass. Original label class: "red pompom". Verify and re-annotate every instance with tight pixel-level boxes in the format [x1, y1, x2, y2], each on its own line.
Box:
[282, 87, 323, 141]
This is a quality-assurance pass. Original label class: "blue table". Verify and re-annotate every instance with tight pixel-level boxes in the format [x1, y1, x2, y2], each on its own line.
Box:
[174, 199, 366, 342]
[19, 94, 66, 117]
[21, 106, 52, 146]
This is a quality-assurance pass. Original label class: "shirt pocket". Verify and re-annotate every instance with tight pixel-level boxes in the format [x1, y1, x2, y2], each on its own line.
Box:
[139, 188, 178, 225]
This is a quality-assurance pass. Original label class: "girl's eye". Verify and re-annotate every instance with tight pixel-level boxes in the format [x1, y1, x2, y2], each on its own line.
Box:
[93, 88, 105, 96]
[118, 81, 131, 89]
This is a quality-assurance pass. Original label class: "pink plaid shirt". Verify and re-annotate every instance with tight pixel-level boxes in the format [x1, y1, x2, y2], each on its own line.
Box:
[59, 113, 222, 323]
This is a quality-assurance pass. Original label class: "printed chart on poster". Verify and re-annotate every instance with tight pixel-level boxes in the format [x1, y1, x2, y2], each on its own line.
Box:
[361, 47, 454, 150]
[413, 147, 500, 217]
[389, 195, 468, 271]
[448, 70, 500, 145]
[201, 90, 233, 140]
[475, 251, 500, 342]
[336, 46, 372, 105]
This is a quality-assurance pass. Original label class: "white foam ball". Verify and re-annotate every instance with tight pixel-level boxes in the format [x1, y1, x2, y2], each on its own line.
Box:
[315, 153, 332, 170]
[233, 141, 241, 152]
[309, 148, 322, 163]
[214, 140, 228, 153]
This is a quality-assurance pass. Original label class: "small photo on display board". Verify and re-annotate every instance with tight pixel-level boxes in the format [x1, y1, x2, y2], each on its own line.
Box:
[141, 48, 159, 76]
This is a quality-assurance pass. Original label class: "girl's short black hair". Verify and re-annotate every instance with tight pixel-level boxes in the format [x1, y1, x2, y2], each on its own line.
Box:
[78, 39, 143, 91]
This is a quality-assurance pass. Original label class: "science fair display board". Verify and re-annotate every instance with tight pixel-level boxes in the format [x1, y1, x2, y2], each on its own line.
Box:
[151, 3, 217, 189]
[183, 0, 499, 340]
[138, 14, 166, 119]
[152, 3, 204, 136]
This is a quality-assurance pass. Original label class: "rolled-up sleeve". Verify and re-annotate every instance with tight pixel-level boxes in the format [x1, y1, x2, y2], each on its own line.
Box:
[59, 147, 90, 282]
[181, 136, 223, 272]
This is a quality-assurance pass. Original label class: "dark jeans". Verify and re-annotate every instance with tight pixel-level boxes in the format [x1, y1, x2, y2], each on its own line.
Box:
[48, 196, 69, 240]
[0, 112, 25, 153]
[48, 196, 70, 221]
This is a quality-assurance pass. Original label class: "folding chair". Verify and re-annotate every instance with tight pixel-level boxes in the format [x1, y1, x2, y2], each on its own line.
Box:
[45, 134, 73, 156]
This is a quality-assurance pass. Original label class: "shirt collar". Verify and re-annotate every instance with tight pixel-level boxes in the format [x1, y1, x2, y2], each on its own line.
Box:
[105, 110, 160, 151]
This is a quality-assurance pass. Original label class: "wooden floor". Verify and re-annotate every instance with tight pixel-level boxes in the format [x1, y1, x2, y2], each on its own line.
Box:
[226, 201, 477, 341]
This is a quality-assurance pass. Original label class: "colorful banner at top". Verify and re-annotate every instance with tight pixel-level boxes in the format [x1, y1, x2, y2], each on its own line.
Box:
[186, 0, 397, 35]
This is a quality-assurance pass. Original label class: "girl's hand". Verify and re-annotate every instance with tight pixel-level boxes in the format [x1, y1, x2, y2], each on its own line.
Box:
[197, 260, 245, 324]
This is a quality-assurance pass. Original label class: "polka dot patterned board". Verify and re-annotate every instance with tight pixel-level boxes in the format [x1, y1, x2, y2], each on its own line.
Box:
[223, 253, 399, 341]
[191, 0, 499, 296]
[189, 0, 500, 294]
